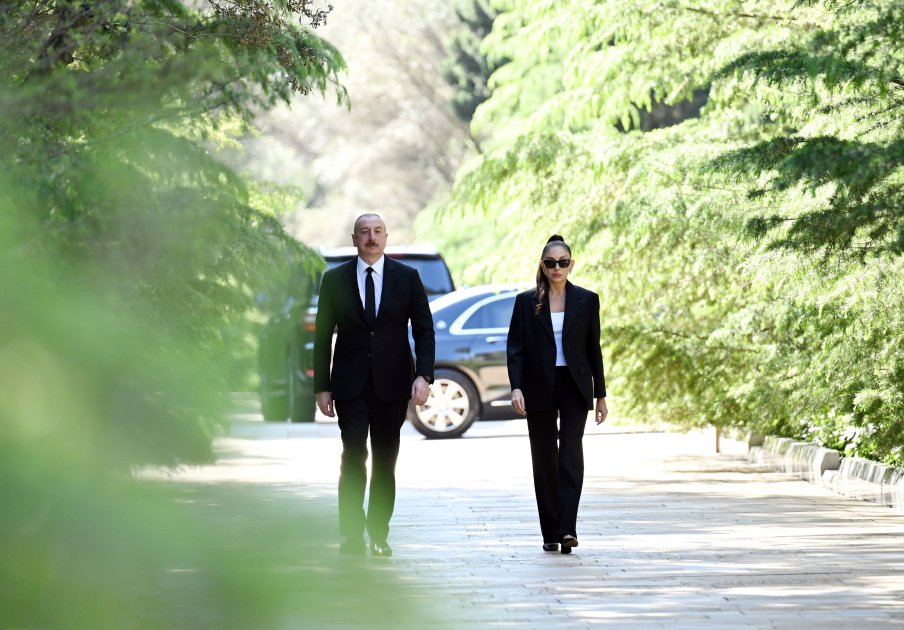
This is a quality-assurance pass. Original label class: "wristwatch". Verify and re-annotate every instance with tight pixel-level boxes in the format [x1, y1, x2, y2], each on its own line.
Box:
[418, 374, 433, 384]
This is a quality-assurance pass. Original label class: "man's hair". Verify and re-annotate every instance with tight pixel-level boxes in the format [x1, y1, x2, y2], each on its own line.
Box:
[353, 213, 384, 231]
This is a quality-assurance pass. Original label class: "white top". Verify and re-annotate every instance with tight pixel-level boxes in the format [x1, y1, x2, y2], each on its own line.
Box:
[551, 311, 567, 366]
[356, 255, 385, 314]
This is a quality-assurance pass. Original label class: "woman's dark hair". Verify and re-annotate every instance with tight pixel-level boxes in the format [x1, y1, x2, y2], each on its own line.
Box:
[535, 234, 572, 315]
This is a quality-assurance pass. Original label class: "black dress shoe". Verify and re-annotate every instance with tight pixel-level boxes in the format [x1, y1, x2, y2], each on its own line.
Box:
[340, 538, 366, 556]
[370, 541, 392, 557]
[561, 535, 578, 554]
[542, 543, 559, 552]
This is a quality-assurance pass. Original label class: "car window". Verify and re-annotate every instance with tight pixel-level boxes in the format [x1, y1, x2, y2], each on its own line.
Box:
[325, 259, 347, 272]
[460, 296, 515, 331]
[322, 256, 454, 296]
[392, 258, 454, 295]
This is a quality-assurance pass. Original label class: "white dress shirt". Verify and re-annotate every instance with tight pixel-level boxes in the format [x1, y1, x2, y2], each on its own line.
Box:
[356, 255, 385, 315]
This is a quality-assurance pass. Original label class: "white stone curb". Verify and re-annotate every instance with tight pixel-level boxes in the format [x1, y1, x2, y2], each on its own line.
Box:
[744, 434, 904, 511]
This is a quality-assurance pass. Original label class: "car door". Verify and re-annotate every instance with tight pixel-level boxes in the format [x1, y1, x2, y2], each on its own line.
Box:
[451, 293, 516, 403]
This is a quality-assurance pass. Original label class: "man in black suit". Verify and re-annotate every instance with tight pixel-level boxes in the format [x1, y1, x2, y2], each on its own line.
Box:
[314, 214, 435, 557]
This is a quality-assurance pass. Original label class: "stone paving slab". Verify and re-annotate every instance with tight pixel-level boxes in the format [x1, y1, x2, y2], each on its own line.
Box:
[168, 420, 904, 628]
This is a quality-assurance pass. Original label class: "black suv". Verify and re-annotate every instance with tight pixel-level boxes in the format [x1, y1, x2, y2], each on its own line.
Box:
[257, 245, 455, 423]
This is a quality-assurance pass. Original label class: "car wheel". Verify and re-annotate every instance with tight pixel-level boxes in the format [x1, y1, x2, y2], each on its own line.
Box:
[258, 327, 289, 421]
[260, 368, 289, 422]
[408, 369, 479, 439]
[289, 389, 315, 422]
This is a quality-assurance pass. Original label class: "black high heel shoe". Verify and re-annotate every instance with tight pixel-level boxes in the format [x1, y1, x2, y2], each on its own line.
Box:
[561, 535, 578, 554]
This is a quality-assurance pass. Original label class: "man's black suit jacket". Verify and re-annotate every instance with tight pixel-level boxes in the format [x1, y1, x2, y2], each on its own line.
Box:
[314, 256, 435, 402]
[506, 281, 606, 412]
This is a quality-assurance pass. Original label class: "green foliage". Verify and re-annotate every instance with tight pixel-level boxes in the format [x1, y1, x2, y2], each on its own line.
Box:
[710, 1, 904, 255]
[710, 135, 904, 252]
[431, 0, 904, 464]
[441, 0, 501, 123]
[1, 0, 345, 468]
[1, 1, 346, 624]
[1, 473, 438, 628]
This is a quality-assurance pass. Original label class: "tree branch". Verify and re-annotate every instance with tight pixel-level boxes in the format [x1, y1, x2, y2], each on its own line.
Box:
[680, 5, 797, 23]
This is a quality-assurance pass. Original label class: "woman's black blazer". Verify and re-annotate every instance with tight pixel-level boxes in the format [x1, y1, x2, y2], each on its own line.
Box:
[506, 281, 606, 412]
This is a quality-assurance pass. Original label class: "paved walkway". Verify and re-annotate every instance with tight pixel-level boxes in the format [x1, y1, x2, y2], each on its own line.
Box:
[167, 419, 904, 628]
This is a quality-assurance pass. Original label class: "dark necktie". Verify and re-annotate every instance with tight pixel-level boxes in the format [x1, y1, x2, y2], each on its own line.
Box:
[365, 267, 376, 324]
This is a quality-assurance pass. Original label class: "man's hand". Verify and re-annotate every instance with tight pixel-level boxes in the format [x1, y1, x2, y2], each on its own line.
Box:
[316, 391, 335, 418]
[511, 388, 526, 416]
[411, 376, 431, 406]
[595, 397, 608, 425]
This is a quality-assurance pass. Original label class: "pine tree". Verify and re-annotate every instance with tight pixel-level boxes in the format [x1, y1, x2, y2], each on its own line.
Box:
[441, 0, 501, 123]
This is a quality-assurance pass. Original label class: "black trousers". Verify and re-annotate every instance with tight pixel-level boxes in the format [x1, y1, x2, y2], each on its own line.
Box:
[334, 376, 408, 544]
[526, 366, 588, 543]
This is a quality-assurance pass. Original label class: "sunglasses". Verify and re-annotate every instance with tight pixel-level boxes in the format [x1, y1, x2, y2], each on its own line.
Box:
[542, 259, 571, 269]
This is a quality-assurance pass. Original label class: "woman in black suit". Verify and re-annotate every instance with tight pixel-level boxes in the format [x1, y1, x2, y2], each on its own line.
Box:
[507, 235, 608, 554]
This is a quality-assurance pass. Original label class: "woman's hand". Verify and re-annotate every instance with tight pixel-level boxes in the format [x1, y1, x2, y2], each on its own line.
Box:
[511, 388, 526, 416]
[595, 398, 608, 425]
[411, 375, 431, 406]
